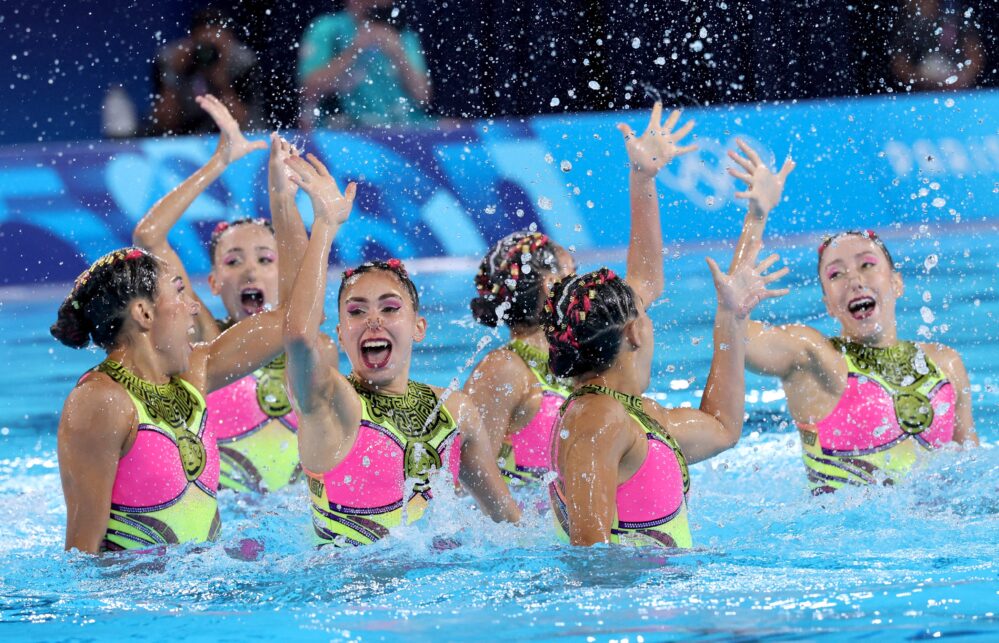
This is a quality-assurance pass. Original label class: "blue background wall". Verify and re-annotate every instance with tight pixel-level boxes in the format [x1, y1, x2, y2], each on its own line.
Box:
[1, 90, 997, 285]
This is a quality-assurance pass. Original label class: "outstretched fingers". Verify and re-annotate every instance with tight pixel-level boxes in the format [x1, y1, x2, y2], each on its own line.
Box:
[661, 107, 681, 134]
[727, 149, 755, 173]
[761, 286, 790, 300]
[646, 102, 664, 132]
[672, 119, 695, 142]
[616, 122, 636, 140]
[305, 153, 333, 179]
[778, 157, 797, 180]
[705, 256, 724, 282]
[755, 253, 782, 274]
[736, 139, 763, 166]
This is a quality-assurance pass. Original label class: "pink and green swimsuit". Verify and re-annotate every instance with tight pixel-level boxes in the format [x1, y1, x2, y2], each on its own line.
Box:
[799, 338, 956, 493]
[549, 385, 692, 548]
[306, 377, 462, 547]
[206, 352, 300, 493]
[207, 318, 300, 493]
[497, 340, 572, 484]
[89, 359, 221, 552]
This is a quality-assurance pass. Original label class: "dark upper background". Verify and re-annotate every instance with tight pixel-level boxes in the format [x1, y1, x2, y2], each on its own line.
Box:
[0, 0, 995, 145]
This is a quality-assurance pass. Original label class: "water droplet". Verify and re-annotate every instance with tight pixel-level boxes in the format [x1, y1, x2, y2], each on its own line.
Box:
[654, 56, 666, 65]
[550, 97, 560, 107]
[920, 306, 935, 323]
[931, 197, 946, 208]
[537, 196, 553, 210]
[631, 37, 641, 49]
[560, 160, 572, 172]
[588, 80, 601, 90]
[924, 254, 938, 271]
[559, 429, 569, 439]
[944, 75, 958, 85]
[544, 152, 554, 164]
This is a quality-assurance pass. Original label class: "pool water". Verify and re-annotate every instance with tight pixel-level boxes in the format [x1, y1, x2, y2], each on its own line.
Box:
[1, 226, 997, 640]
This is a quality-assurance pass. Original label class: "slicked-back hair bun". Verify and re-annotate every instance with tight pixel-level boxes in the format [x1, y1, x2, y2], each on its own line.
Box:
[542, 268, 638, 378]
[51, 248, 161, 350]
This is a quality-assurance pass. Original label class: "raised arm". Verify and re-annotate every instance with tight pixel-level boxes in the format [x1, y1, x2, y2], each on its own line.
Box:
[726, 139, 815, 379]
[449, 391, 521, 523]
[58, 379, 135, 554]
[618, 103, 697, 307]
[132, 94, 266, 341]
[282, 153, 362, 470]
[267, 133, 309, 304]
[666, 235, 788, 464]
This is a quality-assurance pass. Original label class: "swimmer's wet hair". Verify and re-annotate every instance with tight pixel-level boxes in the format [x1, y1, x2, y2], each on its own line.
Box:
[542, 268, 638, 378]
[338, 258, 420, 312]
[208, 218, 275, 264]
[817, 229, 896, 274]
[51, 248, 161, 350]
[471, 231, 560, 329]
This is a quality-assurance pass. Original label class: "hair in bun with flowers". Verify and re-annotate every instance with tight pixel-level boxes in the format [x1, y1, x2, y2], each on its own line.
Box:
[51, 248, 161, 350]
[542, 268, 638, 378]
[471, 231, 561, 329]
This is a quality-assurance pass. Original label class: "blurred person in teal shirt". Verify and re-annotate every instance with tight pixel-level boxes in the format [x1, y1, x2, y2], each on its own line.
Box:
[298, 0, 432, 129]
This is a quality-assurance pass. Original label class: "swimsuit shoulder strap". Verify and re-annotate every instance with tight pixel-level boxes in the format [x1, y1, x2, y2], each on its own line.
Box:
[505, 339, 572, 395]
[562, 384, 690, 493]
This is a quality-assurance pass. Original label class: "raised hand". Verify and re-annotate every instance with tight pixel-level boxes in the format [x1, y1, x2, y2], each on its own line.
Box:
[706, 253, 789, 320]
[268, 133, 300, 198]
[285, 154, 356, 226]
[196, 94, 266, 165]
[617, 102, 698, 179]
[727, 139, 795, 218]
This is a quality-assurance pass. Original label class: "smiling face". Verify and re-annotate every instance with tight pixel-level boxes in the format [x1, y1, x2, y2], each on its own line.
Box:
[208, 223, 279, 322]
[819, 235, 903, 346]
[150, 269, 201, 374]
[337, 270, 426, 391]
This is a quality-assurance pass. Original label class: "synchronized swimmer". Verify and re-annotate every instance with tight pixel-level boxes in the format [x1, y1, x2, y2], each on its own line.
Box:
[51, 98, 977, 555]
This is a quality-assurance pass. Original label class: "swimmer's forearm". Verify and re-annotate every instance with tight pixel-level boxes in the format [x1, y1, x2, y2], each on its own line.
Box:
[729, 210, 768, 274]
[271, 192, 308, 305]
[699, 307, 747, 449]
[133, 152, 226, 250]
[626, 171, 665, 306]
[285, 219, 340, 348]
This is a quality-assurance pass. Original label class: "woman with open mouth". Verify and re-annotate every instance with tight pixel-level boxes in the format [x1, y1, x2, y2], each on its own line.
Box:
[51, 238, 296, 553]
[463, 102, 697, 489]
[284, 154, 520, 547]
[132, 95, 325, 495]
[725, 139, 978, 493]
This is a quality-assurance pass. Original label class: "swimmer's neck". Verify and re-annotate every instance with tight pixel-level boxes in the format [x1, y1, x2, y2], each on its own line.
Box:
[577, 363, 645, 399]
[509, 326, 548, 352]
[106, 345, 172, 385]
[350, 370, 411, 396]
[838, 325, 899, 349]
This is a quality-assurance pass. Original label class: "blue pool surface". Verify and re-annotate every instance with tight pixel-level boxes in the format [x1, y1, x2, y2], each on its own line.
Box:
[0, 225, 997, 640]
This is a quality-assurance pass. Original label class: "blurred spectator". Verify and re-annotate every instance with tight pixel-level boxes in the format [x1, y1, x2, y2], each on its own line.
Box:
[149, 7, 262, 135]
[298, 0, 432, 129]
[891, 0, 985, 91]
